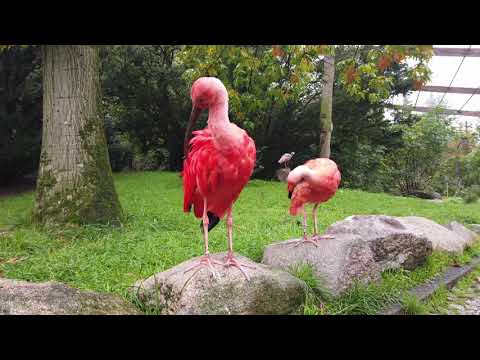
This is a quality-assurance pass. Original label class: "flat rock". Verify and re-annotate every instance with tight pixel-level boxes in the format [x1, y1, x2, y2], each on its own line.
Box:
[130, 252, 307, 315]
[408, 191, 442, 200]
[262, 233, 381, 297]
[396, 216, 475, 253]
[263, 215, 472, 297]
[325, 215, 433, 271]
[443, 221, 478, 246]
[262, 215, 477, 298]
[0, 279, 141, 315]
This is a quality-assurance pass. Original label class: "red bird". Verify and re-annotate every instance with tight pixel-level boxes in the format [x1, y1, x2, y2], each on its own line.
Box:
[182, 77, 256, 280]
[285, 158, 341, 246]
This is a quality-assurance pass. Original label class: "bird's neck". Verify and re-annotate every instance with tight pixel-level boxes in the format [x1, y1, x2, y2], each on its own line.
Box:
[207, 101, 230, 129]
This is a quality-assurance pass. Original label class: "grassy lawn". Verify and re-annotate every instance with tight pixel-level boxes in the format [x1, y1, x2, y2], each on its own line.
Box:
[1, 171, 480, 314]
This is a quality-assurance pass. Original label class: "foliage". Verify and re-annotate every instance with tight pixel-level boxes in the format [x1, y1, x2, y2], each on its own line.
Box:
[100, 45, 189, 172]
[337, 45, 433, 102]
[433, 144, 480, 197]
[385, 108, 454, 195]
[0, 46, 42, 185]
[1, 44, 434, 188]
[461, 185, 480, 204]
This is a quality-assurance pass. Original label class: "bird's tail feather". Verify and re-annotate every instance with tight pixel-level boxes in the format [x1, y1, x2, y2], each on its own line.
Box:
[200, 212, 221, 233]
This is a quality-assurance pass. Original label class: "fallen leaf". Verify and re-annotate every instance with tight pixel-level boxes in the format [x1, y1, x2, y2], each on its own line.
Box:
[0, 257, 26, 265]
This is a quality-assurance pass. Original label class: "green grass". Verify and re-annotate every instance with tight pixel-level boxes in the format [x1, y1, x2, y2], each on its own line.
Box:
[1, 171, 480, 313]
[424, 267, 480, 315]
[400, 294, 429, 315]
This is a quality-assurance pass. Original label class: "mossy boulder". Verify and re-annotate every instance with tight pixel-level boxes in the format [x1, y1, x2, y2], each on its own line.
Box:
[130, 252, 307, 315]
[0, 279, 140, 315]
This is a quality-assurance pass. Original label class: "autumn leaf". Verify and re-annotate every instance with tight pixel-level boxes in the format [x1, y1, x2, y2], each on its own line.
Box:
[345, 65, 359, 84]
[272, 45, 285, 57]
[377, 55, 392, 71]
[392, 51, 405, 64]
[412, 79, 425, 90]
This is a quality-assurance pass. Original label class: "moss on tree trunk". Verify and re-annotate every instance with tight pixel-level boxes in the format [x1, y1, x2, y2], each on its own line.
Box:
[32, 46, 122, 226]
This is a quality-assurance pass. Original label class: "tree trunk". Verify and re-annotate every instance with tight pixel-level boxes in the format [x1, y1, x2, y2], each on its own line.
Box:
[32, 46, 122, 226]
[319, 54, 335, 158]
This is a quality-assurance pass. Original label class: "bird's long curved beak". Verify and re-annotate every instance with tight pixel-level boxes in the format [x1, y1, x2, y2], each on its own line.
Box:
[184, 104, 202, 158]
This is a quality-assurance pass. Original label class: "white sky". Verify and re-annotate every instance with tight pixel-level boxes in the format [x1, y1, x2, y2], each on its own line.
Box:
[387, 45, 480, 129]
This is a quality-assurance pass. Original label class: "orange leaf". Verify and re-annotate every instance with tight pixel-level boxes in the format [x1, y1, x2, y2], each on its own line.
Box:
[377, 55, 392, 71]
[272, 45, 285, 57]
[412, 79, 424, 90]
[345, 65, 358, 84]
[392, 51, 405, 64]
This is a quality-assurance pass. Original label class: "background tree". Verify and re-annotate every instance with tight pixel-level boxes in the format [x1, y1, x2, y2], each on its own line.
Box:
[32, 46, 122, 226]
[319, 53, 335, 158]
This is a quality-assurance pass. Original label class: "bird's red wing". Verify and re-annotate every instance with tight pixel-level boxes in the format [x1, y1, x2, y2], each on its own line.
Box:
[182, 129, 213, 214]
[183, 129, 256, 219]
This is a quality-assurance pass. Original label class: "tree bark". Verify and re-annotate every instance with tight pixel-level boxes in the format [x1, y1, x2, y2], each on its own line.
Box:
[32, 46, 122, 226]
[319, 54, 335, 158]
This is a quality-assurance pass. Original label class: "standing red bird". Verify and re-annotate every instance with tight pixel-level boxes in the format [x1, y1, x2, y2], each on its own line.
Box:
[182, 77, 256, 280]
[286, 158, 341, 246]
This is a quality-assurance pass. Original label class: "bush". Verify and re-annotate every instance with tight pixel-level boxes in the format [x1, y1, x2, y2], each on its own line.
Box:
[385, 109, 453, 195]
[461, 185, 480, 204]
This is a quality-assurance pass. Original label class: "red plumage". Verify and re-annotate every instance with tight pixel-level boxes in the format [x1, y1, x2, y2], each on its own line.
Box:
[288, 158, 341, 216]
[183, 128, 256, 220]
[180, 76, 257, 280]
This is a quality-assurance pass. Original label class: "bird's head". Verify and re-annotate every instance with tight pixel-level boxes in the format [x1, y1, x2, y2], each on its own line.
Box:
[184, 77, 229, 157]
[290, 152, 295, 156]
[190, 77, 228, 109]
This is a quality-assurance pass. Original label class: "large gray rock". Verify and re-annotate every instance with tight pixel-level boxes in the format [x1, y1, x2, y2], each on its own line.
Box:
[263, 215, 476, 297]
[262, 234, 381, 297]
[408, 190, 442, 200]
[262, 215, 442, 297]
[443, 221, 479, 246]
[130, 252, 307, 315]
[325, 215, 433, 271]
[0, 279, 141, 315]
[396, 216, 475, 253]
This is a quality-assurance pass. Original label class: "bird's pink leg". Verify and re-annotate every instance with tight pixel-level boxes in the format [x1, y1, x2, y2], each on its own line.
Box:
[311, 204, 334, 242]
[284, 208, 319, 247]
[184, 199, 223, 279]
[222, 207, 255, 281]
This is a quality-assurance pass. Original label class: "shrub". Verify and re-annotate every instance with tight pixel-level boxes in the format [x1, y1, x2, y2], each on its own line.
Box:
[461, 185, 480, 204]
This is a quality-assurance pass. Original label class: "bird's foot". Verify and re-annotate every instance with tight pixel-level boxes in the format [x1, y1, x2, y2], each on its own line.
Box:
[284, 236, 319, 248]
[311, 233, 335, 241]
[183, 254, 223, 280]
[222, 252, 255, 281]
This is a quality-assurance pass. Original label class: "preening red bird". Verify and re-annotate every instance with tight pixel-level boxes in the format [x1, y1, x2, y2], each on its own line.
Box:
[182, 77, 256, 280]
[285, 158, 341, 246]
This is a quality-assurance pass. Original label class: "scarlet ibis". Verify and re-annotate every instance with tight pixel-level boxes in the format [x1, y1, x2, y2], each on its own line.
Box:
[278, 152, 295, 168]
[182, 77, 256, 280]
[285, 158, 341, 246]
